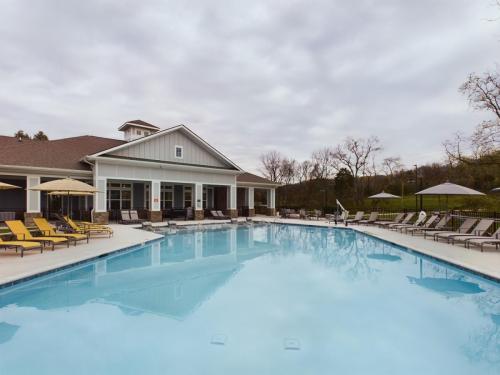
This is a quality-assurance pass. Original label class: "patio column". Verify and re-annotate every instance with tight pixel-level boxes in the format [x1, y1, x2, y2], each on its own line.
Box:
[25, 175, 42, 225]
[194, 183, 204, 220]
[148, 180, 162, 222]
[266, 188, 276, 216]
[248, 187, 255, 217]
[93, 177, 108, 224]
[226, 184, 237, 218]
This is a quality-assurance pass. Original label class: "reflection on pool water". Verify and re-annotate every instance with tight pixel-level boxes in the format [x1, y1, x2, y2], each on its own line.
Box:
[0, 224, 499, 375]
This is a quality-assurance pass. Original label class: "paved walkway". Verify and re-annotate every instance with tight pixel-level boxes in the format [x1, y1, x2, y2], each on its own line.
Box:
[0, 225, 162, 287]
[251, 217, 500, 280]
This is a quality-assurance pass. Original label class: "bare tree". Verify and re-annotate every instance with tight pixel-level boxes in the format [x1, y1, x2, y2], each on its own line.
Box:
[332, 136, 382, 201]
[310, 147, 337, 179]
[382, 156, 403, 176]
[445, 70, 500, 164]
[280, 158, 297, 185]
[260, 150, 283, 182]
[297, 160, 313, 183]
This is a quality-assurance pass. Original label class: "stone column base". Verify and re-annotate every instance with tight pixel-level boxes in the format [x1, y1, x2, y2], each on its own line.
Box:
[266, 208, 276, 217]
[24, 212, 42, 226]
[194, 210, 204, 220]
[225, 209, 238, 218]
[248, 208, 255, 217]
[93, 211, 109, 225]
[148, 210, 162, 222]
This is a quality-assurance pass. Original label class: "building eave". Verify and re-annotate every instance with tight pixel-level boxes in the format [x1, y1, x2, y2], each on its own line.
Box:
[0, 164, 93, 178]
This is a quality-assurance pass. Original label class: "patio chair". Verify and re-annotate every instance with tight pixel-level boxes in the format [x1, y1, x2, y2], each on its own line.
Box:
[5, 220, 68, 250]
[64, 216, 113, 238]
[129, 210, 144, 224]
[387, 212, 415, 229]
[0, 237, 43, 257]
[359, 212, 379, 225]
[216, 210, 230, 220]
[404, 214, 439, 235]
[210, 210, 224, 220]
[346, 211, 364, 225]
[33, 217, 89, 245]
[374, 212, 404, 227]
[444, 219, 495, 245]
[120, 210, 131, 224]
[394, 212, 427, 233]
[430, 218, 477, 242]
[413, 215, 452, 237]
[465, 226, 500, 251]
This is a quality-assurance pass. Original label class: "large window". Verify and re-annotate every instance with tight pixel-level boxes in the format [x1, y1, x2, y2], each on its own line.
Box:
[184, 186, 192, 208]
[203, 187, 214, 209]
[161, 185, 173, 209]
[107, 182, 132, 210]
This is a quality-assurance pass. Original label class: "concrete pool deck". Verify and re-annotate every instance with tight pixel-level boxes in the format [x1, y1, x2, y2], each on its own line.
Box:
[1, 217, 499, 287]
[0, 225, 163, 287]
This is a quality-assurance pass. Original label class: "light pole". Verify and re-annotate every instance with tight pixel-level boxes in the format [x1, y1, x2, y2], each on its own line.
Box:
[414, 164, 418, 211]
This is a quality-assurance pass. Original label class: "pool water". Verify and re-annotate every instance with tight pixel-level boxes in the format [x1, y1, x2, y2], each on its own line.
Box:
[0, 224, 499, 374]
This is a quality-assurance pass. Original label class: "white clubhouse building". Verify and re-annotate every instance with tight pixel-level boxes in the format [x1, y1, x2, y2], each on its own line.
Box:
[0, 120, 278, 224]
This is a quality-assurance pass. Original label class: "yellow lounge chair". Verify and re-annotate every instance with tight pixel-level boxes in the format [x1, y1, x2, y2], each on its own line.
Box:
[0, 237, 43, 257]
[5, 220, 68, 250]
[33, 218, 89, 246]
[64, 216, 113, 238]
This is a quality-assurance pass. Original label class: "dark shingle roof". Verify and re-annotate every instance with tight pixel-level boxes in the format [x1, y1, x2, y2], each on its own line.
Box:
[118, 119, 160, 131]
[0, 135, 125, 171]
[237, 172, 277, 185]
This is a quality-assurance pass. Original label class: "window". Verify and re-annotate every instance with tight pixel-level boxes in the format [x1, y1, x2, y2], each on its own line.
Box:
[175, 145, 183, 159]
[161, 185, 173, 209]
[144, 131, 149, 136]
[184, 186, 192, 208]
[137, 130, 142, 135]
[107, 183, 133, 210]
[202, 187, 214, 209]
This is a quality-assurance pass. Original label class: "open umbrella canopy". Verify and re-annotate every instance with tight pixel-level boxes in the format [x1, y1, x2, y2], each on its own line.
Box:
[48, 191, 95, 196]
[29, 178, 98, 193]
[416, 182, 484, 196]
[491, 187, 500, 193]
[368, 191, 400, 199]
[0, 182, 21, 190]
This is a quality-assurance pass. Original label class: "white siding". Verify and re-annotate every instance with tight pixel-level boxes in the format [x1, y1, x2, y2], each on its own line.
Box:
[97, 162, 236, 186]
[110, 130, 229, 168]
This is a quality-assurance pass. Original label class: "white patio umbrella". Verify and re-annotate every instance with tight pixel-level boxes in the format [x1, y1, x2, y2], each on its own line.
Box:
[29, 178, 98, 217]
[491, 187, 500, 193]
[0, 181, 21, 190]
[415, 182, 485, 210]
[368, 191, 401, 199]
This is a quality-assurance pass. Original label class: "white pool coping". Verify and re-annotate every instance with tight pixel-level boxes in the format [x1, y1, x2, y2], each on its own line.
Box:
[1, 217, 499, 288]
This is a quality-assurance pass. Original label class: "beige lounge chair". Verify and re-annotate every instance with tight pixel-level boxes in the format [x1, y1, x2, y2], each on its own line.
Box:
[430, 218, 477, 241]
[346, 211, 364, 225]
[403, 214, 438, 234]
[465, 226, 500, 251]
[374, 213, 404, 227]
[446, 219, 494, 245]
[388, 212, 415, 229]
[359, 212, 379, 225]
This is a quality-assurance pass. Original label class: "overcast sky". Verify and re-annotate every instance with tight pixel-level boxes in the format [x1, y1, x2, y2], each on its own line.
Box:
[0, 0, 498, 173]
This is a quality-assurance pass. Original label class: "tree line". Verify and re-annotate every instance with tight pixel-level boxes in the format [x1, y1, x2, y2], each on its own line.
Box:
[14, 130, 49, 141]
[260, 70, 500, 210]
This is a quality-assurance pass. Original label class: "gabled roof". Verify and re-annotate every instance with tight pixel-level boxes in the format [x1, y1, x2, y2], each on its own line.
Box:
[90, 124, 243, 171]
[237, 172, 279, 186]
[0, 135, 125, 171]
[118, 119, 160, 132]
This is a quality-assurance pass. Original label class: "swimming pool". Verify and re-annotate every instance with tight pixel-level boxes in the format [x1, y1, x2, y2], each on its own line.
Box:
[0, 223, 499, 374]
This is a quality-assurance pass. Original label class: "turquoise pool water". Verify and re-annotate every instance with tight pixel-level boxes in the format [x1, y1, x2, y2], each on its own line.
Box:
[0, 224, 499, 374]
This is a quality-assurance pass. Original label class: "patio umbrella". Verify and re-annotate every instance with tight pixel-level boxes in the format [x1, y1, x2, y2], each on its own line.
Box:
[29, 178, 98, 217]
[491, 187, 500, 193]
[368, 191, 400, 199]
[0, 182, 21, 190]
[415, 181, 485, 210]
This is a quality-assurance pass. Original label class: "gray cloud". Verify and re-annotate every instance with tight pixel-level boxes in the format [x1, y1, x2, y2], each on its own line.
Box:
[0, 0, 498, 172]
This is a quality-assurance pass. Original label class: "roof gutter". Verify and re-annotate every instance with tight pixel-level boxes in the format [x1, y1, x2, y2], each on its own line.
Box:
[0, 164, 92, 177]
